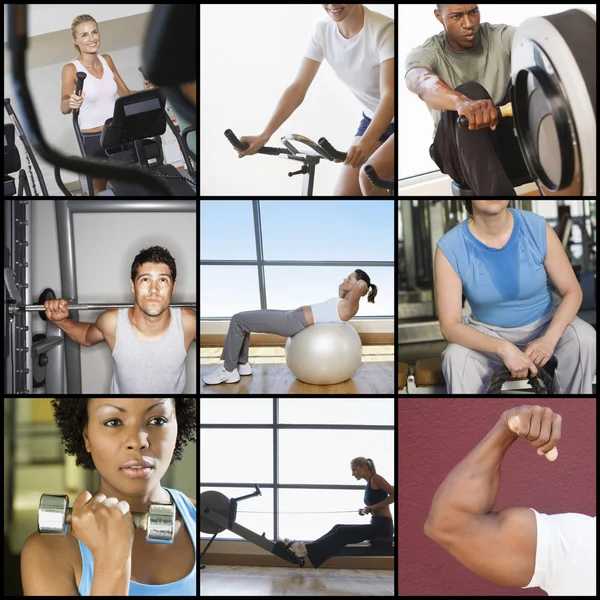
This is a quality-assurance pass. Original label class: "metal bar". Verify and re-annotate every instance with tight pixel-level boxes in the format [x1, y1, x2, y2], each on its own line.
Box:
[24, 302, 196, 312]
[200, 260, 393, 267]
[252, 200, 267, 310]
[66, 200, 196, 213]
[55, 200, 81, 394]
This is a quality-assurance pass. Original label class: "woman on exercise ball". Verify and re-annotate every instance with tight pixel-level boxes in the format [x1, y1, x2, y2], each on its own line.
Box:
[285, 456, 394, 568]
[435, 200, 596, 393]
[202, 269, 378, 385]
[236, 4, 394, 197]
[60, 14, 151, 195]
[21, 398, 197, 595]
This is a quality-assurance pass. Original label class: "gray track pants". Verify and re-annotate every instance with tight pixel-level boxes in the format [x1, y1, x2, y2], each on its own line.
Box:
[220, 307, 308, 371]
[442, 309, 596, 394]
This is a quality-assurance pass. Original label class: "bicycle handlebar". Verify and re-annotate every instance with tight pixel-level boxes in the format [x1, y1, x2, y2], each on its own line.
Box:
[224, 129, 291, 156]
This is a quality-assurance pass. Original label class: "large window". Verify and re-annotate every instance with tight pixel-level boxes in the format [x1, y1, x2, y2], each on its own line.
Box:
[200, 398, 395, 541]
[399, 4, 597, 180]
[200, 200, 395, 318]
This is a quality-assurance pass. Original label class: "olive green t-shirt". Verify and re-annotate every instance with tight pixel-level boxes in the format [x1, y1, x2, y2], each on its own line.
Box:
[404, 22, 517, 135]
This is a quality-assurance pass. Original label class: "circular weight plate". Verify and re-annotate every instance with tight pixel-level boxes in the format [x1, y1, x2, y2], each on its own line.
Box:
[199, 490, 230, 534]
[511, 10, 596, 195]
[37, 288, 56, 322]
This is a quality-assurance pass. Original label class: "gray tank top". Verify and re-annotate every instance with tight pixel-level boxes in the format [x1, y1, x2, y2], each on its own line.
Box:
[110, 308, 187, 393]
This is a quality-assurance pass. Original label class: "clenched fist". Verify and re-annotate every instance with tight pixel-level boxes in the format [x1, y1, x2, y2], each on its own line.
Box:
[503, 405, 560, 461]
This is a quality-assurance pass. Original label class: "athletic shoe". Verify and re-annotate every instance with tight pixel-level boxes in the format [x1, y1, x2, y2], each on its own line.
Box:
[283, 538, 307, 557]
[237, 362, 253, 376]
[202, 365, 240, 385]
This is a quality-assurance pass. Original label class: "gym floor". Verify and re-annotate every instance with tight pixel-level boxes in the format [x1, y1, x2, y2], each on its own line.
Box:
[200, 565, 393, 596]
[200, 345, 395, 394]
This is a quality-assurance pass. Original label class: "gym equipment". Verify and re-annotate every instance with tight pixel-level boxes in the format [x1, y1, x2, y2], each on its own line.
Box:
[511, 9, 596, 196]
[285, 323, 362, 385]
[4, 98, 49, 196]
[200, 486, 305, 568]
[38, 493, 176, 544]
[400, 356, 558, 395]
[7, 5, 196, 197]
[456, 102, 513, 128]
[56, 72, 196, 197]
[225, 130, 393, 196]
[487, 355, 558, 395]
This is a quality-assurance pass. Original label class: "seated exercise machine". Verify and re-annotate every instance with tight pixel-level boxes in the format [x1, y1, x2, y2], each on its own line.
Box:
[200, 485, 394, 569]
[452, 9, 596, 197]
[225, 129, 394, 196]
[7, 4, 197, 197]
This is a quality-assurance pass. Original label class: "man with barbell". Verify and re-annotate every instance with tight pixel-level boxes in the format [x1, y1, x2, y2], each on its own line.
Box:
[21, 398, 197, 596]
[43, 246, 196, 394]
[424, 405, 595, 595]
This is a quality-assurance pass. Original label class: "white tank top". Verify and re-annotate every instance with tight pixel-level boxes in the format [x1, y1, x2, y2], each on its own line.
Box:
[70, 55, 119, 130]
[310, 297, 343, 324]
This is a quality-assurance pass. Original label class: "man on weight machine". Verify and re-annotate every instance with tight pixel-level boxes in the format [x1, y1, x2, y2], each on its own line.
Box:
[404, 4, 531, 195]
[43, 246, 196, 394]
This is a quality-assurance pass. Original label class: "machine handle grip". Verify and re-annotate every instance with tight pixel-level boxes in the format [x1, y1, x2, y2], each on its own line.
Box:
[224, 129, 290, 156]
[317, 137, 347, 161]
[73, 72, 86, 118]
[457, 102, 513, 128]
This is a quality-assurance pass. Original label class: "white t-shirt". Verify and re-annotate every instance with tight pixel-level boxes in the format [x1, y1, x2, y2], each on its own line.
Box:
[304, 5, 394, 120]
[523, 509, 596, 596]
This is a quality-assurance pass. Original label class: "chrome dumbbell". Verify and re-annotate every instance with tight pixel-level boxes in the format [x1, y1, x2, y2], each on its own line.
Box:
[37, 494, 176, 544]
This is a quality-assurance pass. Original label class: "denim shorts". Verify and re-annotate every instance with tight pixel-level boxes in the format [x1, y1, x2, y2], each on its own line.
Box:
[354, 113, 395, 142]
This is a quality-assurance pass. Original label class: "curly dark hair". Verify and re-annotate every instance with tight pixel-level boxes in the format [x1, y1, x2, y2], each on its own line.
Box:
[131, 246, 177, 282]
[50, 398, 196, 471]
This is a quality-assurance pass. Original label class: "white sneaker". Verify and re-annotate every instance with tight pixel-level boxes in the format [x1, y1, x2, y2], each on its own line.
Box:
[202, 365, 240, 385]
[237, 362, 253, 376]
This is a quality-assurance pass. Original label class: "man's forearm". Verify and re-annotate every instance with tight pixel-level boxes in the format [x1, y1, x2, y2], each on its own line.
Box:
[53, 319, 93, 347]
[426, 418, 516, 533]
[415, 72, 467, 112]
[543, 288, 583, 345]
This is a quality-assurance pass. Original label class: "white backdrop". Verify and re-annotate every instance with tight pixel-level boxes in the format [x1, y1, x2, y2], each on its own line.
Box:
[399, 4, 597, 180]
[200, 4, 394, 196]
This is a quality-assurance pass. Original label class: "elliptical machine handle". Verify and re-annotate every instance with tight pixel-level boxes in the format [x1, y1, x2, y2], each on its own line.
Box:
[73, 72, 86, 117]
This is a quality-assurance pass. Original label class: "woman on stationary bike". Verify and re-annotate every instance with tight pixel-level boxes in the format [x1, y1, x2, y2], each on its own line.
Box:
[60, 14, 149, 196]
[236, 4, 395, 197]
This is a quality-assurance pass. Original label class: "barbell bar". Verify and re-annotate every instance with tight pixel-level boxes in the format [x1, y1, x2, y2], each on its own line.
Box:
[23, 302, 196, 312]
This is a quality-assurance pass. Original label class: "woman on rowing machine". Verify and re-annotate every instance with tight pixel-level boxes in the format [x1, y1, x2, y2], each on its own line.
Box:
[236, 4, 395, 197]
[435, 200, 596, 393]
[202, 269, 378, 385]
[60, 14, 149, 196]
[21, 398, 197, 596]
[285, 456, 395, 568]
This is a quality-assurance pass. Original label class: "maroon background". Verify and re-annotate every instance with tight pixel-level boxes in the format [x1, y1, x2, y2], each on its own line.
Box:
[397, 397, 596, 596]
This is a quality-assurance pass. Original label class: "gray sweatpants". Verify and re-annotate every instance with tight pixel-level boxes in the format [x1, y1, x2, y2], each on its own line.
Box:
[442, 308, 596, 394]
[220, 307, 308, 371]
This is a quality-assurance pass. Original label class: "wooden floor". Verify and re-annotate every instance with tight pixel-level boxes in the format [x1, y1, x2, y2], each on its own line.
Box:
[200, 346, 394, 395]
[200, 565, 394, 596]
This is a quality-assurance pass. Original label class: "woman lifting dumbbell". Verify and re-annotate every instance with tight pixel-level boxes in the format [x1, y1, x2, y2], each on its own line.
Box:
[60, 14, 151, 195]
[202, 270, 377, 385]
[21, 398, 197, 596]
[284, 457, 394, 568]
[435, 200, 596, 393]
[235, 4, 395, 197]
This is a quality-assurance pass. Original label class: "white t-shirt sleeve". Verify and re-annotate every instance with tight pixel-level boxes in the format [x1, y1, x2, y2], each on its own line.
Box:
[304, 21, 325, 63]
[376, 19, 395, 63]
[523, 509, 596, 596]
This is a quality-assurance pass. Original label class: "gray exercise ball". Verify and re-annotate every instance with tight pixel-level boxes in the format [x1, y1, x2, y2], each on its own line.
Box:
[285, 323, 362, 385]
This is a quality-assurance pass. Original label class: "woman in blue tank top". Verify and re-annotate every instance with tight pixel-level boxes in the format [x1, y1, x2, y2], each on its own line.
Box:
[435, 200, 596, 393]
[202, 269, 378, 385]
[20, 398, 197, 596]
[284, 456, 394, 568]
